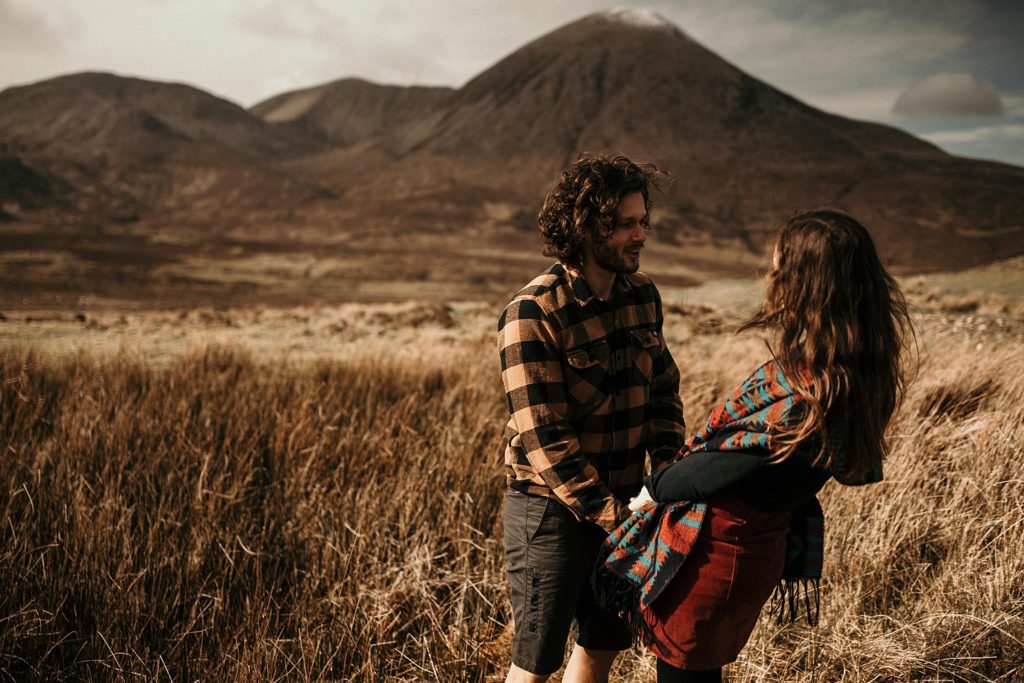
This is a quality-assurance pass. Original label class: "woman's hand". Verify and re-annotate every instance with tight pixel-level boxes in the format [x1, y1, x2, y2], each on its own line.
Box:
[629, 485, 655, 512]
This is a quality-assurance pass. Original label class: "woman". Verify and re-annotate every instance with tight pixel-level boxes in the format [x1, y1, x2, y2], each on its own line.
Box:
[598, 209, 912, 682]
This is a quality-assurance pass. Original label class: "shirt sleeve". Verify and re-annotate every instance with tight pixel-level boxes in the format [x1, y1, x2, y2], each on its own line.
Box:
[647, 447, 832, 512]
[646, 449, 767, 502]
[647, 292, 686, 471]
[499, 296, 626, 532]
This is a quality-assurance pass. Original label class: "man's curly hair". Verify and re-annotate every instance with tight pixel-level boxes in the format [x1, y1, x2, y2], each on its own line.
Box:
[538, 154, 661, 265]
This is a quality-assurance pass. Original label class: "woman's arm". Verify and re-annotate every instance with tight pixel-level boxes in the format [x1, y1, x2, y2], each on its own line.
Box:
[642, 447, 832, 512]
[645, 449, 768, 503]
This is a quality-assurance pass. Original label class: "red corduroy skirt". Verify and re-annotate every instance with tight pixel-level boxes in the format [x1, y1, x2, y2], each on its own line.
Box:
[641, 494, 791, 670]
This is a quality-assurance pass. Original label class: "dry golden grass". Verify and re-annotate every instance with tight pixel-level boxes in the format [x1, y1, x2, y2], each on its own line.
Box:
[1, 341, 510, 681]
[1, 308, 1023, 681]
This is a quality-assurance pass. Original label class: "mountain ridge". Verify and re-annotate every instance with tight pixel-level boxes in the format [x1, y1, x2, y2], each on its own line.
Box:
[1, 10, 1022, 311]
[252, 11, 1022, 271]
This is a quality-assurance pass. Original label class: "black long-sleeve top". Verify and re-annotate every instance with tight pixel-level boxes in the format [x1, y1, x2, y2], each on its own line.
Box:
[644, 448, 831, 513]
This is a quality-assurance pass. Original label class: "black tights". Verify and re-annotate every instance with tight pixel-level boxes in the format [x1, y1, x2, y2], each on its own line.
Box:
[656, 658, 722, 683]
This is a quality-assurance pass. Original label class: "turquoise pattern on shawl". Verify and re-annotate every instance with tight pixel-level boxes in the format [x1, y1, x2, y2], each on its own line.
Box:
[598, 359, 866, 612]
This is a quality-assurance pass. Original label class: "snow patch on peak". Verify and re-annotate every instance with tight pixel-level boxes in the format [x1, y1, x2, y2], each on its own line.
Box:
[603, 7, 674, 30]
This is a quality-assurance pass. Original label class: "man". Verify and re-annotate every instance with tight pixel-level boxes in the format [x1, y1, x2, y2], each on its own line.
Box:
[498, 154, 687, 682]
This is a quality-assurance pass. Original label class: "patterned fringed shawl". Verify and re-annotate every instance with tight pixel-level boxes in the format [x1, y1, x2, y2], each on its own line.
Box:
[595, 360, 879, 636]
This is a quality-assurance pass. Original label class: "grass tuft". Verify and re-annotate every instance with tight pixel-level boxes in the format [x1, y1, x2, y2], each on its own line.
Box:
[2, 317, 1022, 681]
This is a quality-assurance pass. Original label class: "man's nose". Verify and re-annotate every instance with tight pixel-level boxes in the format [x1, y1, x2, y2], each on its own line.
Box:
[633, 223, 648, 242]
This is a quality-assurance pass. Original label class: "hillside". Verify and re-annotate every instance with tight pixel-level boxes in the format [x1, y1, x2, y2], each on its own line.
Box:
[1, 9, 1022, 312]
[0, 72, 325, 222]
[250, 77, 453, 149]
[281, 9, 1022, 272]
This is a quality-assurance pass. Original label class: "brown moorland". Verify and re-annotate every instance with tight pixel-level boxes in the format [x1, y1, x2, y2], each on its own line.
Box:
[1, 272, 1023, 680]
[1, 10, 1023, 316]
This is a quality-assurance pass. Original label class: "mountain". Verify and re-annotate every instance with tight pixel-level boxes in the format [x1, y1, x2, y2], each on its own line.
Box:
[296, 8, 1020, 272]
[0, 72, 312, 158]
[2, 10, 1023, 311]
[0, 72, 325, 221]
[247, 9, 1023, 273]
[250, 77, 453, 149]
[398, 9, 939, 161]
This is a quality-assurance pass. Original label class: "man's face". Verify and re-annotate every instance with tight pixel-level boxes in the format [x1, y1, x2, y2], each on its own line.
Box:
[586, 191, 649, 274]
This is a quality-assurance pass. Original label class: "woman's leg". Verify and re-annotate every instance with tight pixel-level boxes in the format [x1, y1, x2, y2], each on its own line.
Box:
[656, 658, 722, 683]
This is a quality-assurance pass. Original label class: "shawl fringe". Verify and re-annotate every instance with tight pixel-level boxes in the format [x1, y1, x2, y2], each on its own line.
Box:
[768, 577, 820, 625]
[590, 560, 657, 647]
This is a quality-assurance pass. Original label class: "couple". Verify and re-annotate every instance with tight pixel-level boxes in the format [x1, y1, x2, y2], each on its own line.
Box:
[497, 154, 911, 682]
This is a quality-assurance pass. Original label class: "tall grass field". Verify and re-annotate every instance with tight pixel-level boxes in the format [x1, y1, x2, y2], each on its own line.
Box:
[1, 311, 1022, 681]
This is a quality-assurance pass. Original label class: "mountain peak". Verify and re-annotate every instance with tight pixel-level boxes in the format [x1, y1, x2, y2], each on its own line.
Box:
[599, 7, 676, 31]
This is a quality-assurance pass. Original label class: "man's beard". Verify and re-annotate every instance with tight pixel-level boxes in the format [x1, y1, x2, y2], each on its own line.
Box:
[593, 240, 642, 274]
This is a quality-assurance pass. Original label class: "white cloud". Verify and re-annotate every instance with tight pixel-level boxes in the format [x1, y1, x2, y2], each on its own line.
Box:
[1001, 93, 1024, 118]
[917, 119, 1024, 166]
[922, 124, 1024, 144]
[893, 72, 1004, 117]
[800, 87, 906, 121]
[234, 1, 475, 100]
[0, 0, 81, 52]
[652, 1, 967, 98]
[235, 0, 363, 48]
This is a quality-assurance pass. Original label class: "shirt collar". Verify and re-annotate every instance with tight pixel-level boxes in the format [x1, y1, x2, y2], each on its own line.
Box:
[558, 262, 635, 307]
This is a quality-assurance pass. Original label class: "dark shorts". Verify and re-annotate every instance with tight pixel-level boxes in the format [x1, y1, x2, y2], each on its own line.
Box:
[502, 490, 632, 675]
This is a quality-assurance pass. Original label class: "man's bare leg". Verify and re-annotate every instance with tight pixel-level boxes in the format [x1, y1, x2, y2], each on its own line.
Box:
[505, 663, 550, 683]
[562, 645, 619, 683]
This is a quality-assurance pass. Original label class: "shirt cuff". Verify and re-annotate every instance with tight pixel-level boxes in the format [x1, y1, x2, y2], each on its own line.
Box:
[590, 496, 628, 534]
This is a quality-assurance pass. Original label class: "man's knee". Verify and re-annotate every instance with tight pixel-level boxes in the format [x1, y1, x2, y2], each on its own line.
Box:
[576, 646, 619, 665]
[505, 662, 551, 683]
[564, 645, 620, 683]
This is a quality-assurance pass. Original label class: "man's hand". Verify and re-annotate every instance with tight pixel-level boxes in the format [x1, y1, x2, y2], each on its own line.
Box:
[628, 485, 655, 512]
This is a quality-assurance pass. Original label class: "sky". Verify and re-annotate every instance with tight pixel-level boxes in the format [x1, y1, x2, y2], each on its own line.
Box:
[2, 0, 1022, 166]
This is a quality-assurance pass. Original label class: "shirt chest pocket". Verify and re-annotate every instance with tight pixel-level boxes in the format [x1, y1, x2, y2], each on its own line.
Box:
[563, 340, 611, 407]
[630, 327, 661, 384]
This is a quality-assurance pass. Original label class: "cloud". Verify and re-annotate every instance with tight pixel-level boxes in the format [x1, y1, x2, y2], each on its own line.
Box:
[0, 0, 81, 52]
[1002, 93, 1024, 118]
[800, 87, 906, 121]
[235, 1, 460, 98]
[235, 1, 343, 44]
[921, 123, 1024, 145]
[892, 72, 1004, 117]
[917, 121, 1024, 166]
[656, 1, 968, 97]
[632, 1, 984, 126]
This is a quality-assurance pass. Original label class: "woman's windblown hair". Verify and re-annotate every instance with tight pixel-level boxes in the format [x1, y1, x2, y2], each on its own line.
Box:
[740, 209, 913, 482]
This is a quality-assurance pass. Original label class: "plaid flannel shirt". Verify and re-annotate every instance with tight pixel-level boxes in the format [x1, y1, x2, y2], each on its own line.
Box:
[498, 262, 686, 532]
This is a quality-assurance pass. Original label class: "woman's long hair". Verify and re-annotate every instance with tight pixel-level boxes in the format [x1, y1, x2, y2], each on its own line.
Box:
[740, 209, 913, 481]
